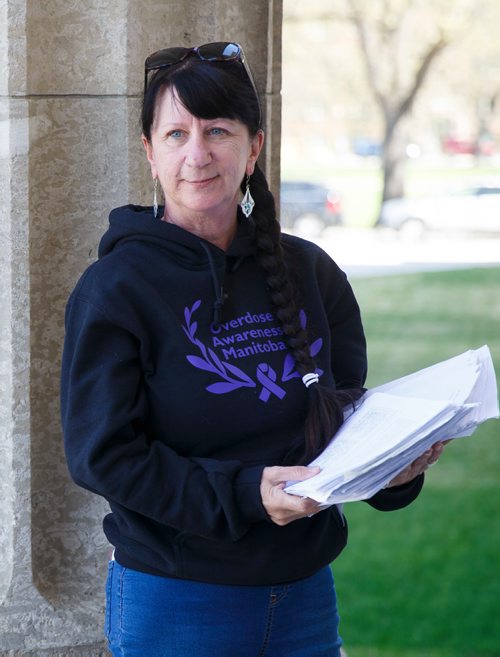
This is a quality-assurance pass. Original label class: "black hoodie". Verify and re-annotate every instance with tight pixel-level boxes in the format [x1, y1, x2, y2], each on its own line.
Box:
[61, 205, 423, 585]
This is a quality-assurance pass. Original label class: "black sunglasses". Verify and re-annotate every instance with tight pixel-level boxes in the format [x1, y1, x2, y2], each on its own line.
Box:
[144, 41, 262, 125]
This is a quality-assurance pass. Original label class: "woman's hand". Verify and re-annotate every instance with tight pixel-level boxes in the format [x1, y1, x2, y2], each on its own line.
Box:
[385, 440, 449, 488]
[260, 466, 321, 526]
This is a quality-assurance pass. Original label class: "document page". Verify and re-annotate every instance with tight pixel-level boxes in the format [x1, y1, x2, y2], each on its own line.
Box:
[309, 393, 456, 471]
[286, 392, 458, 501]
[285, 345, 499, 504]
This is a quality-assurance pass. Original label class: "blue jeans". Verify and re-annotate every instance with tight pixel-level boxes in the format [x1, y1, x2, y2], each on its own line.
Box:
[105, 559, 343, 656]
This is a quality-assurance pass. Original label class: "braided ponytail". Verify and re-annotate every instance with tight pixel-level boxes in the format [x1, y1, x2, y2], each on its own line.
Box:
[247, 164, 362, 464]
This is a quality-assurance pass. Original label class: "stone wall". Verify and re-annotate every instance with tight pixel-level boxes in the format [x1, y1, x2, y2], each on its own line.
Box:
[0, 1, 282, 653]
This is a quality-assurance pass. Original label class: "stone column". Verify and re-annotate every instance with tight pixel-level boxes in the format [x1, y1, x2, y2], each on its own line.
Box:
[0, 1, 282, 654]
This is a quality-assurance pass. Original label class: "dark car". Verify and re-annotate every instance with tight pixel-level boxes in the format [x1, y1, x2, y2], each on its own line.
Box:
[280, 181, 343, 231]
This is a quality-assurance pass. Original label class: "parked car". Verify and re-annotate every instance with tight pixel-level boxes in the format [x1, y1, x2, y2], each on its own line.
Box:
[377, 186, 500, 237]
[441, 135, 495, 157]
[352, 137, 382, 158]
[280, 181, 343, 231]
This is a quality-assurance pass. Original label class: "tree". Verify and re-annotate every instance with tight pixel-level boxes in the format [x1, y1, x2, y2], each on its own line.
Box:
[284, 0, 487, 223]
[345, 0, 449, 208]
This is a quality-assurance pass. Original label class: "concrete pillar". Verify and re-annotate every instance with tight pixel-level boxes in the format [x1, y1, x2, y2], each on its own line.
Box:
[0, 1, 282, 653]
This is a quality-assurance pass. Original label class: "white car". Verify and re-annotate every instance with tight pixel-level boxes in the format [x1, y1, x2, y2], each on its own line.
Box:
[378, 186, 500, 237]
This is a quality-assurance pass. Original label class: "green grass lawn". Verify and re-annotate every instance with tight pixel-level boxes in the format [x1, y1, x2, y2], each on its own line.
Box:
[333, 267, 500, 657]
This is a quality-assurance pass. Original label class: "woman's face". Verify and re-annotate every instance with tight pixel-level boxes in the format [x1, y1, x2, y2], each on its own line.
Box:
[142, 86, 263, 231]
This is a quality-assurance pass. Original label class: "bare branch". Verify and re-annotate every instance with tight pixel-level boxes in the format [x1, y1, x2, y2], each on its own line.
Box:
[394, 35, 449, 127]
[347, 0, 390, 118]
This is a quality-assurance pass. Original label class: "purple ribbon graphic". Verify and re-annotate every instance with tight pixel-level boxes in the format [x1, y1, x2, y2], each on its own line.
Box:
[257, 363, 286, 402]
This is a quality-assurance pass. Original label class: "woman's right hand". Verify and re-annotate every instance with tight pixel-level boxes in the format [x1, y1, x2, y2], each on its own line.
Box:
[260, 466, 321, 526]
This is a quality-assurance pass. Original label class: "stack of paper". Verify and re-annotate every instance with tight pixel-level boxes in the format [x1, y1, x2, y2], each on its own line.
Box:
[285, 345, 499, 505]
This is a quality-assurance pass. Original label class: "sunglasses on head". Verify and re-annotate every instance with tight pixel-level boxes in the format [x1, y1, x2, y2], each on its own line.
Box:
[144, 41, 262, 125]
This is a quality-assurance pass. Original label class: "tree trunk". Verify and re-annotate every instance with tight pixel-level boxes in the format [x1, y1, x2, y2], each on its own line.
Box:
[376, 122, 407, 224]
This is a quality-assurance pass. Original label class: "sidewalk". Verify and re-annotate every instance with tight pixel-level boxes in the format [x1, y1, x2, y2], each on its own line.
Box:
[303, 227, 500, 279]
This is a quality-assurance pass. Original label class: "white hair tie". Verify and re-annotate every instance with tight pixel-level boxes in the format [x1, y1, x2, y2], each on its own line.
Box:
[302, 372, 320, 388]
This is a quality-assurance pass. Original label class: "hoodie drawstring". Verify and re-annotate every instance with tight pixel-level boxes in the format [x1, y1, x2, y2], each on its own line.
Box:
[200, 242, 225, 333]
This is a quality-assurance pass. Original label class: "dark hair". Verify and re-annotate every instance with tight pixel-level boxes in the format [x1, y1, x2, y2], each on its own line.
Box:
[142, 57, 261, 140]
[142, 54, 362, 464]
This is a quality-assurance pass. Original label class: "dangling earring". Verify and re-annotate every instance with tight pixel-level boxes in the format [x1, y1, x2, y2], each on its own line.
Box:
[240, 174, 255, 218]
[153, 177, 159, 219]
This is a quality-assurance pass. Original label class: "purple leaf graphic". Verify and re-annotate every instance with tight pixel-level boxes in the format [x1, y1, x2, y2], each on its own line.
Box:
[194, 338, 207, 354]
[280, 312, 324, 382]
[222, 362, 256, 386]
[310, 338, 323, 357]
[208, 347, 225, 373]
[184, 300, 201, 326]
[186, 355, 218, 374]
[282, 353, 297, 381]
[182, 301, 258, 394]
[206, 382, 245, 394]
[284, 371, 300, 381]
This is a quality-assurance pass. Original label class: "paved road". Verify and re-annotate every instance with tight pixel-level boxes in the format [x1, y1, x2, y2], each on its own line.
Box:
[293, 225, 500, 279]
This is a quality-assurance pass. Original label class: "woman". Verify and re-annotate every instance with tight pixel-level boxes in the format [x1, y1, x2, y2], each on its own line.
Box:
[61, 42, 445, 657]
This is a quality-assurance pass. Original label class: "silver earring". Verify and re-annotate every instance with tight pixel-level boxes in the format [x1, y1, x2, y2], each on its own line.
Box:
[153, 178, 159, 218]
[240, 175, 255, 218]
